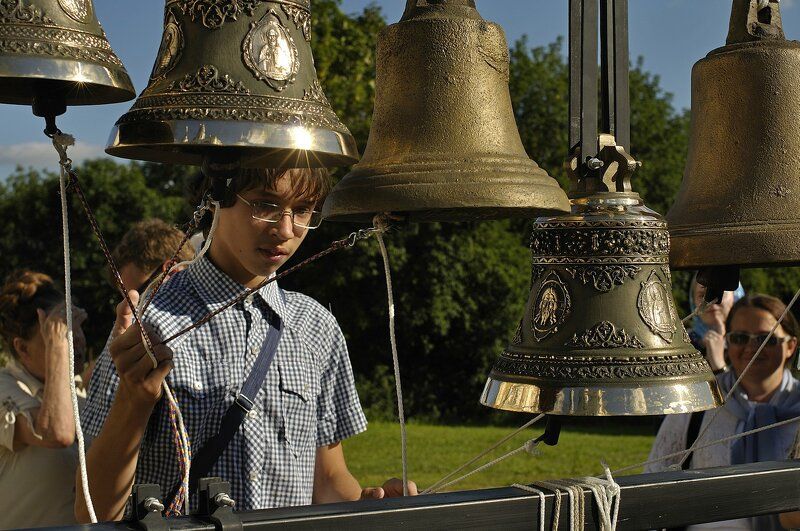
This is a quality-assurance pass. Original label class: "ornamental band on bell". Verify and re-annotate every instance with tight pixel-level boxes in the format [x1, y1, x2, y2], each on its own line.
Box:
[531, 270, 572, 341]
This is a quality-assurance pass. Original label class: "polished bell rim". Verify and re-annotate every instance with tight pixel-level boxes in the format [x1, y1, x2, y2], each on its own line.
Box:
[669, 219, 800, 269]
[480, 374, 723, 416]
[0, 56, 135, 106]
[322, 156, 571, 222]
[106, 119, 360, 168]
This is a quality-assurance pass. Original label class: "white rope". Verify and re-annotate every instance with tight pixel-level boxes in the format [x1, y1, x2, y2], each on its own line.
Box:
[526, 466, 620, 531]
[534, 479, 583, 530]
[374, 217, 408, 496]
[428, 439, 540, 494]
[423, 414, 545, 494]
[512, 483, 547, 531]
[53, 134, 96, 523]
[681, 296, 717, 325]
[675, 286, 800, 469]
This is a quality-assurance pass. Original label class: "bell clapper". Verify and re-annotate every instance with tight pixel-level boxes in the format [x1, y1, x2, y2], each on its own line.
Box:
[696, 266, 742, 308]
[535, 416, 562, 447]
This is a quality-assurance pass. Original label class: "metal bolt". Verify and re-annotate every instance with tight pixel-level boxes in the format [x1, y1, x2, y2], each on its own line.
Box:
[143, 497, 165, 513]
[587, 157, 605, 170]
[214, 493, 236, 508]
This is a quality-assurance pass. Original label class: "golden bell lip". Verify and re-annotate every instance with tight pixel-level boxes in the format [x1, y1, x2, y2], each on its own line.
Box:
[0, 55, 135, 106]
[106, 120, 359, 168]
[480, 376, 723, 416]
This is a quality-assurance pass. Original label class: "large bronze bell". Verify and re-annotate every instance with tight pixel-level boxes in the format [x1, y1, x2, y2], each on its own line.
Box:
[0, 0, 134, 111]
[322, 0, 570, 222]
[667, 0, 800, 268]
[106, 0, 357, 168]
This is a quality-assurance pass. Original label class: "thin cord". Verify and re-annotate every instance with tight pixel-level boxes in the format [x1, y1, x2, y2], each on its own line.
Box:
[676, 286, 800, 469]
[374, 220, 408, 496]
[423, 414, 545, 494]
[428, 439, 540, 494]
[53, 134, 96, 523]
[681, 297, 717, 324]
[612, 413, 800, 475]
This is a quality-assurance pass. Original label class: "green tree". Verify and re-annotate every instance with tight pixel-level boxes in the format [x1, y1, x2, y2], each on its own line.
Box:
[0, 160, 184, 355]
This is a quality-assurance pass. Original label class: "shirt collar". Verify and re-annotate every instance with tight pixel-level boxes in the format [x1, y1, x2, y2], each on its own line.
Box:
[187, 255, 287, 323]
[5, 358, 43, 398]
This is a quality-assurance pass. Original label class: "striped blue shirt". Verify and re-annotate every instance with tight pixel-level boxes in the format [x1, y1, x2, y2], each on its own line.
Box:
[83, 256, 367, 510]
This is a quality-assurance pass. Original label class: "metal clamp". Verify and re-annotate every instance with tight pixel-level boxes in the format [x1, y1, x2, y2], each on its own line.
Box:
[129, 484, 169, 531]
[196, 477, 242, 531]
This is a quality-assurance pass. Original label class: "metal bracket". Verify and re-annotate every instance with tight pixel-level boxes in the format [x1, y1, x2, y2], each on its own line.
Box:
[129, 484, 169, 531]
[196, 477, 242, 531]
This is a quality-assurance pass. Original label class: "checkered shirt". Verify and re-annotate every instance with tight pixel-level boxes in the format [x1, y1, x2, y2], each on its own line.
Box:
[82, 256, 368, 510]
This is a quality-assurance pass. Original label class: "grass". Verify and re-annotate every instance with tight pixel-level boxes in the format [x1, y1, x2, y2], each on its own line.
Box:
[343, 420, 655, 492]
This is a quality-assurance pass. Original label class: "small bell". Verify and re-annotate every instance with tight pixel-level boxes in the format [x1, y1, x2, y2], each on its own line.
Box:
[106, 0, 357, 169]
[322, 0, 569, 222]
[667, 0, 800, 268]
[0, 0, 135, 114]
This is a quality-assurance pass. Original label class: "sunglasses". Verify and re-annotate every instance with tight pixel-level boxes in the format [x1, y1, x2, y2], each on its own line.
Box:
[725, 332, 792, 348]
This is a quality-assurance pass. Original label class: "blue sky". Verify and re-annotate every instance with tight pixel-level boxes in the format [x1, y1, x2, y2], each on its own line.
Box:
[1, 0, 798, 177]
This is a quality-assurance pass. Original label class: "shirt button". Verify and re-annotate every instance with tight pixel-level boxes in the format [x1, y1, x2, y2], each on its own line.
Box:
[193, 381, 202, 391]
[249, 471, 259, 482]
[245, 294, 254, 305]
[247, 409, 258, 419]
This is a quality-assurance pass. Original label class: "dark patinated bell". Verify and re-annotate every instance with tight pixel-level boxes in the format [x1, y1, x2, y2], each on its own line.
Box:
[482, 136, 722, 416]
[667, 0, 800, 268]
[482, 193, 722, 415]
[106, 0, 357, 168]
[322, 0, 569, 222]
[0, 0, 135, 109]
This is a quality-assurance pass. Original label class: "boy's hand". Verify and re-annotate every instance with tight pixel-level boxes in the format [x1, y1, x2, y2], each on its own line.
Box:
[109, 290, 173, 407]
[360, 478, 418, 499]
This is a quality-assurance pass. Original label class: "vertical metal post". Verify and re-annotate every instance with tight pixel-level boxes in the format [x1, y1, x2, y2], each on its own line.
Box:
[580, 0, 598, 164]
[613, 0, 630, 151]
[600, 0, 630, 151]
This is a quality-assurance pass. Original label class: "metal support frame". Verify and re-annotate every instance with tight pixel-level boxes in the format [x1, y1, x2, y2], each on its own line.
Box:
[569, 0, 633, 194]
[56, 461, 800, 530]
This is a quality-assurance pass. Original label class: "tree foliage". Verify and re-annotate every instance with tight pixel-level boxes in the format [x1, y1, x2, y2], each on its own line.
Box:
[3, 1, 794, 421]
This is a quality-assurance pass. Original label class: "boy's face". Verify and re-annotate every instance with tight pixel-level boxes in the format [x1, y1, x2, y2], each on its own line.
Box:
[211, 173, 315, 287]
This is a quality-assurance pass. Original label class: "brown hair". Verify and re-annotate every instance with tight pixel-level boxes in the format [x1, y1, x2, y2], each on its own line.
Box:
[726, 293, 800, 339]
[111, 218, 194, 277]
[188, 167, 331, 233]
[0, 271, 63, 358]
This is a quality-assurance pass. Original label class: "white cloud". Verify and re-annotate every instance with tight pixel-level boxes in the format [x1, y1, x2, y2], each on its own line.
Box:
[0, 141, 109, 171]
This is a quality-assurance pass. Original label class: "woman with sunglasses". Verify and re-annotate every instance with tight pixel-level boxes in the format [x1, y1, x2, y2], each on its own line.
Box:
[647, 294, 800, 530]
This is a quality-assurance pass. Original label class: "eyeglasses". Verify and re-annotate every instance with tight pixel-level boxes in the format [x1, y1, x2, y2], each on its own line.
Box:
[236, 194, 322, 229]
[725, 332, 792, 348]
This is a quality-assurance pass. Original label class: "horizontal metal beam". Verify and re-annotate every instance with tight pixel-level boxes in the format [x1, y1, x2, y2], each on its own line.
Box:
[59, 461, 800, 530]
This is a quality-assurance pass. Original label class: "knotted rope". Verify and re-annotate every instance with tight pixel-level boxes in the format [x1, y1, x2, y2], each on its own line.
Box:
[513, 464, 620, 531]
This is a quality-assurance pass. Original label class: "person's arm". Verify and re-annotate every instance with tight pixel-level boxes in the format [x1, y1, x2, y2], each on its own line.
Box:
[312, 442, 417, 503]
[13, 305, 82, 450]
[75, 292, 173, 523]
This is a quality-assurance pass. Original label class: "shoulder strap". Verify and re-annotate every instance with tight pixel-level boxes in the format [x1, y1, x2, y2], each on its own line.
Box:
[682, 410, 705, 471]
[188, 305, 284, 495]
